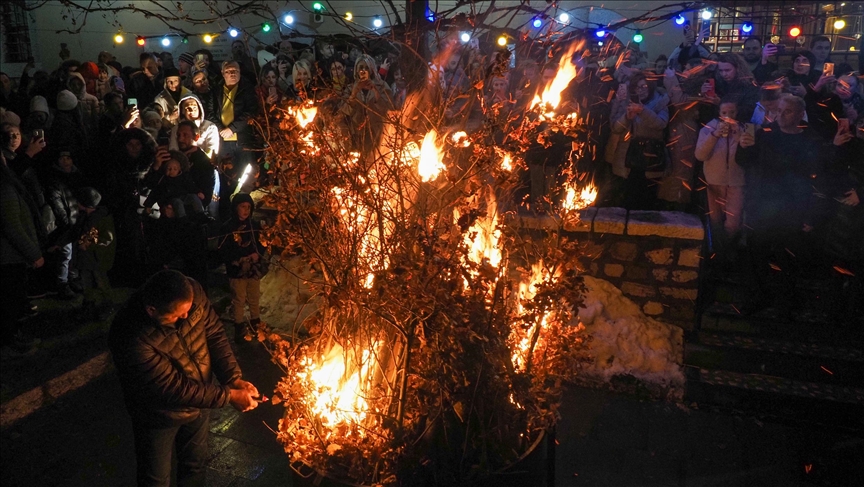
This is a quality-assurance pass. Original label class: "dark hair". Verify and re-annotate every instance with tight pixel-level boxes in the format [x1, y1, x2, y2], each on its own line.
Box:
[103, 91, 123, 105]
[259, 64, 277, 83]
[139, 52, 156, 65]
[140, 270, 194, 314]
[177, 119, 199, 136]
[628, 73, 656, 102]
[810, 36, 831, 48]
[743, 36, 762, 47]
[759, 83, 783, 102]
[793, 50, 817, 68]
[719, 93, 741, 106]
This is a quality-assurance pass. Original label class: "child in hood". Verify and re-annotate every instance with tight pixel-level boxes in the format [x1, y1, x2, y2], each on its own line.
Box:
[67, 71, 100, 130]
[142, 150, 206, 215]
[73, 187, 116, 321]
[217, 192, 266, 343]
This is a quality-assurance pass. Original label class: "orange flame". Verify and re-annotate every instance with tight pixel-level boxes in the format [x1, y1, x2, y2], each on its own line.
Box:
[418, 130, 445, 182]
[501, 152, 513, 171]
[562, 182, 597, 211]
[531, 40, 584, 112]
[289, 102, 318, 128]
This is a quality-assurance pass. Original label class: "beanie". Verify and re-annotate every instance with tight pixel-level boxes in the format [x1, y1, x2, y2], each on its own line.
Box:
[141, 109, 162, 126]
[57, 90, 79, 111]
[30, 96, 49, 115]
[231, 192, 255, 212]
[163, 67, 181, 79]
[178, 52, 195, 67]
[0, 108, 21, 127]
[76, 187, 102, 208]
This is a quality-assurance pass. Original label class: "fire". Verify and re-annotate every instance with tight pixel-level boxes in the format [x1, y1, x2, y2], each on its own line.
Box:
[289, 102, 318, 128]
[511, 262, 551, 371]
[418, 130, 445, 182]
[299, 343, 376, 434]
[561, 181, 598, 211]
[501, 152, 513, 171]
[450, 131, 470, 147]
[464, 193, 502, 269]
[530, 41, 584, 113]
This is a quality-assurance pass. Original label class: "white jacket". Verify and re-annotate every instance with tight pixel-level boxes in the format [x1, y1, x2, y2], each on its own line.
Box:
[695, 119, 745, 186]
[168, 94, 220, 158]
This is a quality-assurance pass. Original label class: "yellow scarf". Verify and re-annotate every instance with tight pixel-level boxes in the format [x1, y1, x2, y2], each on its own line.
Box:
[221, 84, 238, 141]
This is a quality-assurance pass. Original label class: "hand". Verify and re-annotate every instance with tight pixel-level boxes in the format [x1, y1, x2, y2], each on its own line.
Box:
[229, 387, 259, 412]
[696, 27, 710, 44]
[25, 136, 46, 158]
[701, 81, 714, 96]
[122, 106, 139, 129]
[838, 189, 859, 207]
[789, 84, 807, 97]
[739, 132, 755, 148]
[380, 57, 391, 70]
[194, 59, 207, 71]
[833, 130, 853, 146]
[31, 257, 45, 269]
[169, 107, 180, 122]
[266, 92, 279, 104]
[230, 378, 259, 397]
[220, 128, 234, 139]
[154, 147, 170, 169]
[814, 73, 836, 92]
[664, 68, 677, 80]
[762, 45, 778, 63]
[713, 121, 729, 138]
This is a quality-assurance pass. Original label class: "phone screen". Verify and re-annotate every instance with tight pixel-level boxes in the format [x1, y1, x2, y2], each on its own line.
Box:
[744, 123, 755, 138]
[127, 98, 138, 106]
[823, 63, 834, 77]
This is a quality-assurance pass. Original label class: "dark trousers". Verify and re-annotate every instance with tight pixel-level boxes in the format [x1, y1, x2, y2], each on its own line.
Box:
[745, 227, 812, 306]
[1, 263, 28, 345]
[132, 409, 210, 487]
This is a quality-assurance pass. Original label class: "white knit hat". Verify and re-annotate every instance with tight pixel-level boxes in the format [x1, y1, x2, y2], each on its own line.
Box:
[56, 90, 78, 111]
[30, 96, 49, 115]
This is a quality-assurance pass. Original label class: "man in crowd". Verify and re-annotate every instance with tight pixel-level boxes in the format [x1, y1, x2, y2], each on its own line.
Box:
[211, 61, 259, 188]
[128, 53, 163, 109]
[810, 36, 833, 75]
[741, 36, 778, 85]
[109, 269, 260, 486]
[176, 120, 216, 214]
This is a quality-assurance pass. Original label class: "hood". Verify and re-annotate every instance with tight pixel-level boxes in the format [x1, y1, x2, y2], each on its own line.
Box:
[231, 192, 255, 212]
[178, 93, 205, 122]
[67, 72, 87, 98]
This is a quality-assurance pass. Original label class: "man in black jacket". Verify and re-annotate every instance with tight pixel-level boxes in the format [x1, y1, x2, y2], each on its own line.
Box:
[109, 270, 259, 486]
[210, 61, 260, 189]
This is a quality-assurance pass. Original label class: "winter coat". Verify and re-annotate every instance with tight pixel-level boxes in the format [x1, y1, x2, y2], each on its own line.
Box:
[0, 164, 42, 266]
[44, 165, 85, 245]
[109, 278, 242, 427]
[609, 92, 670, 178]
[210, 78, 260, 146]
[142, 172, 199, 209]
[127, 71, 162, 109]
[68, 72, 100, 131]
[185, 148, 216, 207]
[695, 119, 745, 186]
[154, 84, 192, 126]
[217, 194, 265, 279]
[168, 94, 220, 157]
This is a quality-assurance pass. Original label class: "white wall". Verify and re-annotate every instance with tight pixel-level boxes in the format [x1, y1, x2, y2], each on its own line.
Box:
[11, 0, 692, 75]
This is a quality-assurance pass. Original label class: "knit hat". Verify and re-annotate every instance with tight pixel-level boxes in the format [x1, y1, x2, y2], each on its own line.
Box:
[76, 187, 102, 208]
[178, 52, 195, 67]
[30, 96, 49, 115]
[141, 109, 162, 126]
[0, 108, 21, 126]
[57, 90, 79, 111]
[163, 67, 181, 79]
[79, 61, 100, 80]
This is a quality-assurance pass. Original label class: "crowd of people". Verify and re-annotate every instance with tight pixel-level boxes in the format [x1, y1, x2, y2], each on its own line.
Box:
[1, 26, 862, 354]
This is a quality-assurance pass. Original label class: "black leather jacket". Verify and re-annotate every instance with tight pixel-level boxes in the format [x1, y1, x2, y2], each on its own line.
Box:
[109, 278, 242, 426]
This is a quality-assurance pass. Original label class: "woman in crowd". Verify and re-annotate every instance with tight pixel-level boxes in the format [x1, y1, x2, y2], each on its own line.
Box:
[274, 55, 293, 95]
[341, 54, 393, 155]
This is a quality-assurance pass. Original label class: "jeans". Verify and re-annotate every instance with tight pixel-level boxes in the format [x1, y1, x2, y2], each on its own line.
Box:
[56, 242, 72, 284]
[132, 409, 210, 487]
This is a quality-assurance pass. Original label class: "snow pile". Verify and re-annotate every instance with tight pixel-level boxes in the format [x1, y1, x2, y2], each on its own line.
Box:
[259, 255, 320, 334]
[574, 276, 685, 388]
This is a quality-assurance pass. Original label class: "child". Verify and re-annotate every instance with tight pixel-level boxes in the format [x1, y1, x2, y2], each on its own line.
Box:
[218, 193, 266, 343]
[142, 150, 205, 215]
[73, 187, 115, 321]
[695, 98, 745, 254]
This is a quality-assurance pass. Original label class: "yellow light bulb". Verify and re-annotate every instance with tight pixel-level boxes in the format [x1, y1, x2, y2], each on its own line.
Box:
[114, 34, 124, 44]
[834, 19, 845, 30]
[497, 36, 507, 46]
[345, 12, 353, 21]
[203, 34, 213, 43]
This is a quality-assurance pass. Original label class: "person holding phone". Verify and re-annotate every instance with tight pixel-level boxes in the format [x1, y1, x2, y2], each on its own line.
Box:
[742, 36, 778, 85]
[703, 53, 759, 122]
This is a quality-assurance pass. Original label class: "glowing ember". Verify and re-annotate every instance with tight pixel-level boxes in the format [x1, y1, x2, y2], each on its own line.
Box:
[561, 182, 598, 211]
[290, 103, 318, 128]
[464, 193, 502, 269]
[299, 343, 375, 433]
[450, 131, 470, 147]
[418, 130, 445, 182]
[531, 41, 583, 112]
[501, 152, 513, 171]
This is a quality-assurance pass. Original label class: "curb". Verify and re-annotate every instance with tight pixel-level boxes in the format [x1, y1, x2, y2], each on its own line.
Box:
[0, 351, 113, 429]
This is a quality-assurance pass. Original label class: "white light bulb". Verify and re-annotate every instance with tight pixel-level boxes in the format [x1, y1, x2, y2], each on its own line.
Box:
[284, 14, 294, 25]
[701, 10, 713, 20]
[460, 33, 470, 43]
[161, 37, 171, 47]
[559, 13, 570, 23]
[373, 18, 383, 28]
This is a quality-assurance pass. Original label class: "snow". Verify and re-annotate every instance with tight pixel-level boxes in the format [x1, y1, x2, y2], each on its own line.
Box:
[574, 276, 685, 389]
[259, 255, 319, 334]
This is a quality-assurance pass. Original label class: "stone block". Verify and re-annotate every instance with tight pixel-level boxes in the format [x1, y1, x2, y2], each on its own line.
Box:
[562, 207, 597, 233]
[652, 268, 669, 282]
[593, 207, 627, 235]
[672, 270, 699, 283]
[621, 282, 656, 298]
[668, 305, 697, 325]
[604, 263, 624, 277]
[626, 210, 705, 240]
[581, 240, 606, 260]
[625, 266, 649, 280]
[645, 248, 674, 265]
[678, 247, 702, 267]
[642, 301, 665, 315]
[659, 287, 698, 300]
[610, 242, 639, 261]
[510, 213, 560, 231]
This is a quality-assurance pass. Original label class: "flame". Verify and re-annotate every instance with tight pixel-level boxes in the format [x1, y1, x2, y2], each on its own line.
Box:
[418, 130, 445, 182]
[289, 102, 318, 128]
[511, 262, 550, 371]
[465, 193, 502, 269]
[561, 182, 598, 211]
[450, 131, 470, 147]
[501, 152, 513, 171]
[299, 343, 376, 434]
[531, 41, 583, 112]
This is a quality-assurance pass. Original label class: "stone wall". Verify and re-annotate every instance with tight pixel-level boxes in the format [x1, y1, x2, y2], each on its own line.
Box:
[513, 208, 705, 330]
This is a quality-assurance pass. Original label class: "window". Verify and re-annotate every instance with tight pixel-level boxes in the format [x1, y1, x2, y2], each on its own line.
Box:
[1, 0, 33, 63]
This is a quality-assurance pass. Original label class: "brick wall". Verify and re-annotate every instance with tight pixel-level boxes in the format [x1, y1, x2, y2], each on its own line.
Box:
[512, 208, 705, 330]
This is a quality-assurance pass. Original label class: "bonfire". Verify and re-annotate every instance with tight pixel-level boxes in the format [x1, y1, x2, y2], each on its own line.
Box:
[254, 32, 602, 486]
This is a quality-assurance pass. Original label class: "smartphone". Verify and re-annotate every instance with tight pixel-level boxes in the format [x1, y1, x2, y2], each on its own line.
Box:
[630, 93, 641, 103]
[33, 129, 44, 139]
[127, 97, 138, 106]
[838, 118, 850, 133]
[776, 44, 787, 54]
[744, 123, 755, 138]
[823, 63, 834, 77]
[705, 79, 716, 98]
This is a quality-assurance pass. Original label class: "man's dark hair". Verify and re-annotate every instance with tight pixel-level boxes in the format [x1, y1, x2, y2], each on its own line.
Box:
[810, 36, 831, 48]
[103, 91, 123, 105]
[177, 119, 199, 136]
[139, 52, 156, 65]
[759, 83, 782, 102]
[140, 270, 193, 314]
[743, 36, 762, 47]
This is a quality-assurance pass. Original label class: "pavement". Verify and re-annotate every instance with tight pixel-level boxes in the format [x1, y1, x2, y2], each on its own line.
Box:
[2, 327, 862, 486]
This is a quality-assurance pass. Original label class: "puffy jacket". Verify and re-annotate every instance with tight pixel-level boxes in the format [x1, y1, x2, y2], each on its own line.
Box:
[168, 94, 220, 157]
[1, 164, 42, 265]
[44, 165, 84, 244]
[695, 119, 745, 186]
[109, 278, 242, 426]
